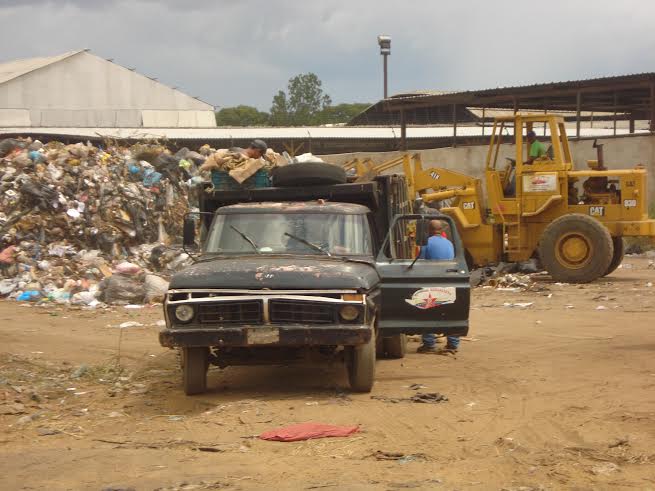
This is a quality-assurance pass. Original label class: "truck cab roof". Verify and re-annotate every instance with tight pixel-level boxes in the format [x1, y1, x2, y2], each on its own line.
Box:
[217, 201, 372, 215]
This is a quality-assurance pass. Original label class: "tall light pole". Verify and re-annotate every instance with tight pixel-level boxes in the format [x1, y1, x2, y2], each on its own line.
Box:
[377, 35, 391, 99]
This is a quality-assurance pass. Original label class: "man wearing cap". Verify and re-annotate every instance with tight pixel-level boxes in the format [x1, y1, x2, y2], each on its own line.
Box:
[241, 139, 267, 159]
[416, 220, 460, 355]
[525, 131, 547, 164]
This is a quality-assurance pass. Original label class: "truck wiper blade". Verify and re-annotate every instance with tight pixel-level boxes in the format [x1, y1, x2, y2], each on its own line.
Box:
[230, 225, 260, 253]
[284, 232, 331, 256]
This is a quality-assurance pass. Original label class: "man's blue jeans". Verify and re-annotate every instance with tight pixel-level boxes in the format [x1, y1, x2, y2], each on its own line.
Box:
[422, 333, 460, 349]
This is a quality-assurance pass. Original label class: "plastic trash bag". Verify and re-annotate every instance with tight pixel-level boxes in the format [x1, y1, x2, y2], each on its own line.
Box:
[99, 274, 144, 305]
[144, 274, 169, 303]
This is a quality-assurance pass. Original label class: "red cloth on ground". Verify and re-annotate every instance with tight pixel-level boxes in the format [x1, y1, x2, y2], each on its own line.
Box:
[258, 422, 359, 442]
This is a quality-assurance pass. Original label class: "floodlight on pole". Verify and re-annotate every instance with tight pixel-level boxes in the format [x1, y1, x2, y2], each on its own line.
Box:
[377, 35, 391, 99]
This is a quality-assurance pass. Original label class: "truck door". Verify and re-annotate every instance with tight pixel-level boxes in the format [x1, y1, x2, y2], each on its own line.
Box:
[375, 214, 470, 337]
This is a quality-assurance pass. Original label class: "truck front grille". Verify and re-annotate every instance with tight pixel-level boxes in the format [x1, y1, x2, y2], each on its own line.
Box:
[197, 301, 262, 324]
[269, 300, 336, 324]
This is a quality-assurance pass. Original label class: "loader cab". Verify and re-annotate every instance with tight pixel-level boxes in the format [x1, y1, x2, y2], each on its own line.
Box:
[485, 114, 573, 217]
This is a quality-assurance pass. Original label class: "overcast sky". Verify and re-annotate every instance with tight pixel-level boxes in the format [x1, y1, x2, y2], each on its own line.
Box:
[1, 0, 654, 111]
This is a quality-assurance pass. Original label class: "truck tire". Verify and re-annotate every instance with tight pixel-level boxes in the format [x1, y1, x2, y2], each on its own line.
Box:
[348, 329, 376, 392]
[604, 237, 625, 277]
[272, 162, 347, 187]
[383, 334, 407, 359]
[538, 214, 613, 283]
[182, 347, 209, 395]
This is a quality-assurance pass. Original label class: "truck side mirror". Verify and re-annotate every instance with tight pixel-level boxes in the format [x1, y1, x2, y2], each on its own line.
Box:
[183, 217, 196, 248]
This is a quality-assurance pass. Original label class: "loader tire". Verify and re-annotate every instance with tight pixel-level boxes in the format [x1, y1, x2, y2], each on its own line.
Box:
[272, 162, 346, 187]
[604, 237, 625, 277]
[538, 214, 613, 284]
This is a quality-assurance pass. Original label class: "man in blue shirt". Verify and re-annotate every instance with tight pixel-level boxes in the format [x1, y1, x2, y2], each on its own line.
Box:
[416, 220, 460, 354]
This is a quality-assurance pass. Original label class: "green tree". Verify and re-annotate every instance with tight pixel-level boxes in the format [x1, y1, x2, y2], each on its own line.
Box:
[270, 73, 332, 126]
[317, 103, 371, 125]
[215, 105, 270, 126]
[269, 90, 290, 126]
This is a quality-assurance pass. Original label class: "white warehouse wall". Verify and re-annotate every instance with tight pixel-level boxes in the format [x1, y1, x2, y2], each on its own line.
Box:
[0, 51, 216, 127]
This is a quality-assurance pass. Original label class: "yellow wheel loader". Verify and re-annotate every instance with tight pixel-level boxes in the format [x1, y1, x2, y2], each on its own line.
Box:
[345, 114, 655, 283]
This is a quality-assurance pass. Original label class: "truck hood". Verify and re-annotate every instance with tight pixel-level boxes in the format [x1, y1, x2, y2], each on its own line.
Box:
[169, 255, 380, 291]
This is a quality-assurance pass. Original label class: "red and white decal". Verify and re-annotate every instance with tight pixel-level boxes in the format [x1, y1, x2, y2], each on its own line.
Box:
[405, 287, 456, 310]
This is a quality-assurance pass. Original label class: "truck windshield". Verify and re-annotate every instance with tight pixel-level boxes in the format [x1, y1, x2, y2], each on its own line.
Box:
[205, 213, 372, 256]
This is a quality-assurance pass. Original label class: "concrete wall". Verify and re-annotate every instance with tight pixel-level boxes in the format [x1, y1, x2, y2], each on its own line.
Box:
[319, 134, 655, 203]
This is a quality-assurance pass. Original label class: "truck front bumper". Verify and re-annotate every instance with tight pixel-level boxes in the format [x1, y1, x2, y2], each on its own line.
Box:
[159, 323, 372, 348]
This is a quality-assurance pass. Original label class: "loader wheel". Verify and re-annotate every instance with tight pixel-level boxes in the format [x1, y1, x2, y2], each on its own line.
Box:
[182, 347, 209, 395]
[348, 328, 376, 392]
[604, 237, 625, 277]
[538, 214, 613, 283]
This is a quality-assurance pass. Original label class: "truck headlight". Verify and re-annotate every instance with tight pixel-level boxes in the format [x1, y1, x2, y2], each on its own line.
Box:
[339, 305, 360, 322]
[175, 304, 195, 323]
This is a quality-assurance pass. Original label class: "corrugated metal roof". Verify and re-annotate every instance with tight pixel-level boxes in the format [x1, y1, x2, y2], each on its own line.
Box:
[0, 50, 85, 85]
[387, 72, 655, 103]
[0, 125, 645, 141]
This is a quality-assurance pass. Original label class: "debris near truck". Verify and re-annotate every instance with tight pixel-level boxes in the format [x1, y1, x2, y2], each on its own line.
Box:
[0, 138, 201, 306]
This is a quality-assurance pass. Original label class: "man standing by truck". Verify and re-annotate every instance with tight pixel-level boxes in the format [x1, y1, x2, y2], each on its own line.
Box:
[416, 220, 461, 354]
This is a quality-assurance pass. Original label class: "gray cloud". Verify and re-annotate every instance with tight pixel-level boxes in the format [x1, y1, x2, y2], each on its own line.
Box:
[0, 0, 654, 111]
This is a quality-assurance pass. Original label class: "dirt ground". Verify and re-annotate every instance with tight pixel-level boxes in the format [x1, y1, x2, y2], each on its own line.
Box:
[1, 257, 654, 491]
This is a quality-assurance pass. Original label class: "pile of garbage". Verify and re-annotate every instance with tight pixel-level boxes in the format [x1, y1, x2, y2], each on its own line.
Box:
[470, 259, 549, 292]
[0, 137, 209, 306]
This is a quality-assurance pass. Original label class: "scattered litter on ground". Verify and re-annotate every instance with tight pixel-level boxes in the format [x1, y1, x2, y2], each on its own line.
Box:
[117, 321, 144, 328]
[370, 450, 430, 463]
[590, 461, 620, 476]
[503, 302, 534, 308]
[371, 392, 448, 404]
[258, 422, 359, 442]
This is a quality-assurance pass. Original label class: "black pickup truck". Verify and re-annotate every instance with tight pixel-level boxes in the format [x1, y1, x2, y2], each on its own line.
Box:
[160, 167, 470, 394]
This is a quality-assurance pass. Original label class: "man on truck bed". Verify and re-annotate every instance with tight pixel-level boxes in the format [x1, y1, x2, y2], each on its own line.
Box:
[416, 220, 460, 354]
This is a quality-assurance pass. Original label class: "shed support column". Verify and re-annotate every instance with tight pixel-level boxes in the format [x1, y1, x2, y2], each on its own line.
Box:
[543, 99, 548, 136]
[650, 82, 655, 132]
[629, 113, 635, 134]
[481, 106, 485, 136]
[400, 110, 407, 151]
[613, 92, 617, 136]
[576, 91, 581, 138]
[452, 104, 457, 148]
[513, 98, 518, 138]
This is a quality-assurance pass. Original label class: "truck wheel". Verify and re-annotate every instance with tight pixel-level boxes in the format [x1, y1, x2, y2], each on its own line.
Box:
[383, 334, 407, 359]
[182, 347, 209, 395]
[348, 329, 376, 392]
[604, 237, 625, 277]
[272, 162, 346, 187]
[538, 214, 613, 283]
